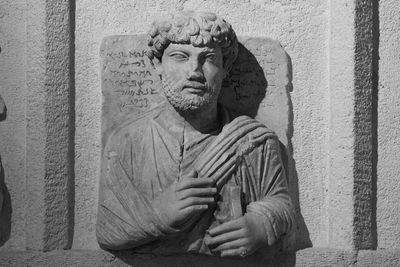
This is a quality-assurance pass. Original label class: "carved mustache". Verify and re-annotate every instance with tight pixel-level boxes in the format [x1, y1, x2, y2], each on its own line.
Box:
[182, 81, 208, 90]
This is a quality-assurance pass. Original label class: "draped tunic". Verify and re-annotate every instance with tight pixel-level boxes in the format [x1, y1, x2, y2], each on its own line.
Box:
[97, 102, 294, 255]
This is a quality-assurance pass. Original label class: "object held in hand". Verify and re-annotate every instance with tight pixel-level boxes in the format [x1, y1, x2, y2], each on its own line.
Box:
[239, 247, 248, 258]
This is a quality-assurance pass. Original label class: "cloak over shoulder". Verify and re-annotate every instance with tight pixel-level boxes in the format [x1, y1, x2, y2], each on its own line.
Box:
[97, 103, 294, 254]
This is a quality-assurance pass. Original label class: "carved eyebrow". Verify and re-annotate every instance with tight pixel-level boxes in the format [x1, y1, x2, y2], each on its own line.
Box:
[166, 50, 189, 55]
[167, 48, 215, 54]
[199, 49, 220, 58]
[200, 47, 218, 53]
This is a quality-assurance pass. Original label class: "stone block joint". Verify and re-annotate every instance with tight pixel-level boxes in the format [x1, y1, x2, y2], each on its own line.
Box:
[353, 0, 379, 250]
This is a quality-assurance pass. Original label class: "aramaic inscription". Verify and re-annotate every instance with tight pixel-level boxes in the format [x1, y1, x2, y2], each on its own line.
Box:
[101, 39, 164, 141]
[98, 11, 294, 259]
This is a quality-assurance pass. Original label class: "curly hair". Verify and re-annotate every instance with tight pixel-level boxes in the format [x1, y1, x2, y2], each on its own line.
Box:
[147, 11, 238, 74]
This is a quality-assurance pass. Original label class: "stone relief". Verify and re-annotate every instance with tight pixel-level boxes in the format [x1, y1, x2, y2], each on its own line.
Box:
[97, 11, 295, 259]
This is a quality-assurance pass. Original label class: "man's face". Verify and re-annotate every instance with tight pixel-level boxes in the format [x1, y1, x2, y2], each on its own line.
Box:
[159, 43, 225, 113]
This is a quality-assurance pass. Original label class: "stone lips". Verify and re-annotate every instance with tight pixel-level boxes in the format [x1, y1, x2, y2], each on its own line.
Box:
[100, 34, 291, 147]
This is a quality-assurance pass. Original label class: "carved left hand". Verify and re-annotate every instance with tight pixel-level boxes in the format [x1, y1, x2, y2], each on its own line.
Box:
[205, 213, 267, 258]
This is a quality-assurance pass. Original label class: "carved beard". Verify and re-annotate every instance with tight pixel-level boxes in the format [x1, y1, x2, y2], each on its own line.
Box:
[161, 73, 219, 114]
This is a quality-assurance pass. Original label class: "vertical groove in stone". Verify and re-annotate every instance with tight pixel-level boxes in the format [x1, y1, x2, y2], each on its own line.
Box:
[370, 0, 378, 250]
[353, 0, 378, 250]
[67, 0, 76, 251]
[43, 0, 74, 250]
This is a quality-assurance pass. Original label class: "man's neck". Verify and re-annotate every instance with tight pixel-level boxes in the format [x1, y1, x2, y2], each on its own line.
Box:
[165, 101, 221, 134]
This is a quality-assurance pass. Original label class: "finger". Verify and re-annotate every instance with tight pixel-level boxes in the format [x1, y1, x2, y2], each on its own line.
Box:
[179, 197, 215, 209]
[180, 204, 208, 215]
[178, 187, 217, 200]
[206, 229, 245, 247]
[212, 238, 247, 252]
[220, 247, 249, 258]
[208, 218, 243, 236]
[176, 178, 215, 191]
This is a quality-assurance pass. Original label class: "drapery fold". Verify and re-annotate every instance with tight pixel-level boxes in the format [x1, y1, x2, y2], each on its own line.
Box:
[97, 104, 294, 254]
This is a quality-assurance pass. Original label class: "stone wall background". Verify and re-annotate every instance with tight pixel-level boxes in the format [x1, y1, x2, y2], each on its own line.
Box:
[377, 0, 400, 250]
[0, 0, 399, 266]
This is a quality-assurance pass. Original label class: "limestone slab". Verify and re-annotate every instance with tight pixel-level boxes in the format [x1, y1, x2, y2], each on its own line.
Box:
[98, 27, 293, 257]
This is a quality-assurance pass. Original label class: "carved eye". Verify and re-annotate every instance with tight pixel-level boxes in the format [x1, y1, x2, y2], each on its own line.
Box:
[205, 53, 219, 64]
[169, 52, 188, 61]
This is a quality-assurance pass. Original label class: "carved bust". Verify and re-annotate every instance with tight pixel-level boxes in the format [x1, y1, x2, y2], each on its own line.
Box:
[97, 11, 294, 258]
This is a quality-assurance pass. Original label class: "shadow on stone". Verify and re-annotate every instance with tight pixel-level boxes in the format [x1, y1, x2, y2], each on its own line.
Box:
[282, 53, 312, 251]
[0, 156, 12, 247]
[0, 95, 11, 247]
[287, 155, 313, 250]
[0, 95, 6, 122]
[0, 106, 6, 122]
[219, 42, 267, 119]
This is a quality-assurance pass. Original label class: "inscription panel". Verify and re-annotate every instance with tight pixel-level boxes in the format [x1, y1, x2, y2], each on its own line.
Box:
[220, 37, 292, 146]
[101, 35, 291, 146]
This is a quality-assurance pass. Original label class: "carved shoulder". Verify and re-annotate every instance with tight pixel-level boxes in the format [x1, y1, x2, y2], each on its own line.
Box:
[103, 104, 165, 154]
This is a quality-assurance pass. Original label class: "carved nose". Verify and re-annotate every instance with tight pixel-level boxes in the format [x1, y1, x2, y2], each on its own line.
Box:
[186, 60, 205, 82]
[187, 71, 205, 83]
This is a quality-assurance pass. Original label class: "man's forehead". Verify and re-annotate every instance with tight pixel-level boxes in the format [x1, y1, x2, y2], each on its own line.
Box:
[165, 43, 221, 53]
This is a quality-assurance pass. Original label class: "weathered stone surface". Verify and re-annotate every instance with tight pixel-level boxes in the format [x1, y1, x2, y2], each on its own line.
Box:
[377, 0, 400, 249]
[25, 0, 74, 250]
[296, 248, 357, 267]
[0, 250, 121, 267]
[100, 35, 164, 144]
[326, 0, 379, 250]
[327, 0, 358, 249]
[353, 0, 378, 250]
[357, 250, 400, 267]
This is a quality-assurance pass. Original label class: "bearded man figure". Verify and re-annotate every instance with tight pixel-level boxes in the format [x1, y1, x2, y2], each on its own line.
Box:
[96, 11, 295, 258]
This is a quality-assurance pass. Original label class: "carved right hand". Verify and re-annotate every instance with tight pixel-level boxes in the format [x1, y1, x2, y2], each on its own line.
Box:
[151, 171, 217, 230]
